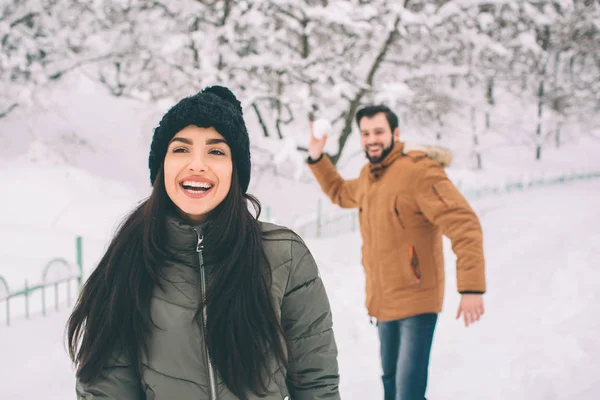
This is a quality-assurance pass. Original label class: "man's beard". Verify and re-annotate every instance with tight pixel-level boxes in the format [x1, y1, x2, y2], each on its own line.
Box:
[365, 141, 395, 164]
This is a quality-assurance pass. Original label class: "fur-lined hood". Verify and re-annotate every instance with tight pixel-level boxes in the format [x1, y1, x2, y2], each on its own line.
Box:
[402, 142, 453, 167]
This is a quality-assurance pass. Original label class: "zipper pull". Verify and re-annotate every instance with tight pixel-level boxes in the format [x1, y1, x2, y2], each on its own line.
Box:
[196, 233, 204, 253]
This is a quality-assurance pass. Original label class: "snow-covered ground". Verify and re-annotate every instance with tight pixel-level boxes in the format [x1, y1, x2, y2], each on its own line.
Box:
[1, 179, 599, 400]
[308, 179, 600, 400]
[0, 159, 140, 294]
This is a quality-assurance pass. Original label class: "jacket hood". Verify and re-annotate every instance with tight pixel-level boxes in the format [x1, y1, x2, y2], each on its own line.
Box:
[368, 141, 453, 181]
[402, 142, 453, 167]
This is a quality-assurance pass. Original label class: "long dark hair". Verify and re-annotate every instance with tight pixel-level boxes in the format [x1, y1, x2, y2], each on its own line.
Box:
[67, 162, 287, 399]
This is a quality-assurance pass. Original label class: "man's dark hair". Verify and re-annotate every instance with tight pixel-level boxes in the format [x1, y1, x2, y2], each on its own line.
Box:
[356, 105, 399, 132]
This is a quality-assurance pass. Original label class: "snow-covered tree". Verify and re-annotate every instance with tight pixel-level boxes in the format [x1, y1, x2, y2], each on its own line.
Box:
[2, 0, 599, 173]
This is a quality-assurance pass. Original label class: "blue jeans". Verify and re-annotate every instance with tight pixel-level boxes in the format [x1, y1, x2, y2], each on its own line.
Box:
[377, 313, 438, 400]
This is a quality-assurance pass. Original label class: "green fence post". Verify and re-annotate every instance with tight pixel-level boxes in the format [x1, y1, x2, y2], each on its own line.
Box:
[76, 236, 83, 291]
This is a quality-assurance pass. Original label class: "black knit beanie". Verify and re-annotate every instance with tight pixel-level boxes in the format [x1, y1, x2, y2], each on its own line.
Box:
[148, 85, 251, 193]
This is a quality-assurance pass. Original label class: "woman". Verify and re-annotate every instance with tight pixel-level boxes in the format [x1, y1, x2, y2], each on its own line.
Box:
[67, 86, 340, 400]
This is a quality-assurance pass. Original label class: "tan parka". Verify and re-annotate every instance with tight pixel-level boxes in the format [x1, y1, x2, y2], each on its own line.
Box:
[308, 141, 486, 322]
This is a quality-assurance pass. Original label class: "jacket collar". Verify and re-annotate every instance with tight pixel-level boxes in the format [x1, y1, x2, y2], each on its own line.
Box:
[368, 141, 404, 180]
[165, 211, 208, 255]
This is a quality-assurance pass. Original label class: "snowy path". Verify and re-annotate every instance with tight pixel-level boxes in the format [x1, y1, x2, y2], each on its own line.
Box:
[1, 181, 600, 399]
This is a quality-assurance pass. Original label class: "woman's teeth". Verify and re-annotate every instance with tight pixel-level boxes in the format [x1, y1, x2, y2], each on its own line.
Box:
[181, 181, 213, 192]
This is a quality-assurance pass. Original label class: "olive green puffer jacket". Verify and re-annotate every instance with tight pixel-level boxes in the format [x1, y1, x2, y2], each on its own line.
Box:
[75, 217, 340, 400]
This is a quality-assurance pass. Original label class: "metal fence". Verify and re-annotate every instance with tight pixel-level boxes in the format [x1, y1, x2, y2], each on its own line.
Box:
[0, 236, 83, 326]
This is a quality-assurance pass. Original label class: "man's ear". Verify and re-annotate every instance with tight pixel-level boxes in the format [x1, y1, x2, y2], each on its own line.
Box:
[393, 127, 400, 141]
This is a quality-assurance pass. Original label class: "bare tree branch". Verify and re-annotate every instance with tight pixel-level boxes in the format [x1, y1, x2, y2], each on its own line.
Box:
[252, 103, 271, 137]
[48, 53, 120, 80]
[151, 1, 177, 18]
[0, 103, 18, 119]
[10, 12, 39, 28]
[270, 2, 305, 24]
[331, 15, 402, 164]
[221, 0, 232, 26]
[275, 37, 303, 56]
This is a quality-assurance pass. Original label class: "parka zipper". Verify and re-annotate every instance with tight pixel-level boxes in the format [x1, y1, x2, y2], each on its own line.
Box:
[195, 231, 218, 400]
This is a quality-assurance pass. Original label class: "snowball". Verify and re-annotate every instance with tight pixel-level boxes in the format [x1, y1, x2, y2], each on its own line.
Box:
[313, 118, 332, 139]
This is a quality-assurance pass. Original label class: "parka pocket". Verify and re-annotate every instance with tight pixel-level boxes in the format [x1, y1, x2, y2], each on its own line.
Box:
[358, 206, 366, 236]
[408, 245, 421, 285]
[393, 195, 411, 230]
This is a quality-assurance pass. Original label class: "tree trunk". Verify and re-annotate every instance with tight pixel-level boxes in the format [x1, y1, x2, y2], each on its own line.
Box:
[275, 71, 285, 139]
[535, 77, 544, 161]
[331, 15, 401, 165]
[220, 0, 232, 26]
[301, 19, 309, 59]
[475, 143, 482, 170]
[485, 77, 494, 129]
[535, 26, 550, 161]
[570, 55, 575, 81]
[471, 106, 482, 170]
[252, 103, 270, 137]
[486, 77, 495, 105]
[553, 51, 560, 82]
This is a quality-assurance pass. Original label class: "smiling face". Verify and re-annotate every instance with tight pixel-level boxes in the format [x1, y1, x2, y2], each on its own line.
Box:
[359, 112, 400, 164]
[163, 125, 233, 223]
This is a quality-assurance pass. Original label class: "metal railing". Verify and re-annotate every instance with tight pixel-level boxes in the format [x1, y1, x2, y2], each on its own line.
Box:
[0, 236, 83, 326]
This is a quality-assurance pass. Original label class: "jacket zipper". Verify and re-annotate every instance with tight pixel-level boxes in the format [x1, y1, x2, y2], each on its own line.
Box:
[369, 188, 382, 318]
[195, 231, 218, 400]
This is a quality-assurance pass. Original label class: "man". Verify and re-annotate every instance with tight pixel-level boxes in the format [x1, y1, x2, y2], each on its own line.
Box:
[306, 105, 486, 400]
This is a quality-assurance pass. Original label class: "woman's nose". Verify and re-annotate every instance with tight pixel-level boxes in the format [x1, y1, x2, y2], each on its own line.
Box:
[187, 153, 208, 172]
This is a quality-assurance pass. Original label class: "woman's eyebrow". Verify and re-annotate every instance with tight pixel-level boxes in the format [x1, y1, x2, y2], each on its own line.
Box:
[206, 138, 227, 145]
[169, 137, 193, 145]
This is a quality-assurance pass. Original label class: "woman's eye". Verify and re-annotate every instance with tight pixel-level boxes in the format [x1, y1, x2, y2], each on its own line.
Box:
[209, 149, 225, 156]
[172, 147, 188, 153]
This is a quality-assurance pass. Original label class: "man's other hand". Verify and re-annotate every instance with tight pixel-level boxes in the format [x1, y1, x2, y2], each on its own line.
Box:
[456, 294, 485, 327]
